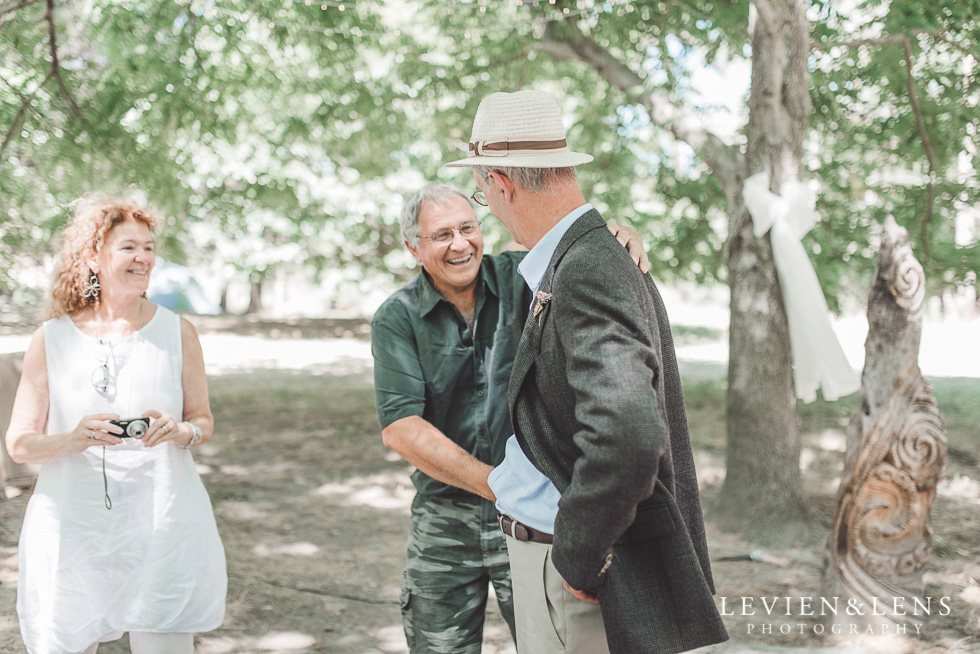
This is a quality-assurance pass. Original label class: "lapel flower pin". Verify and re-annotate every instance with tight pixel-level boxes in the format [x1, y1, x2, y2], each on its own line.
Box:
[532, 290, 552, 325]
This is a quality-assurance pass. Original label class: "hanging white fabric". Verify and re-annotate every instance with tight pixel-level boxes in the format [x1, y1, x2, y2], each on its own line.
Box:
[742, 171, 861, 403]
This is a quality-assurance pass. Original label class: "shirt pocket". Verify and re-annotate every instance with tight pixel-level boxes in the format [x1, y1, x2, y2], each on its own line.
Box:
[419, 345, 471, 411]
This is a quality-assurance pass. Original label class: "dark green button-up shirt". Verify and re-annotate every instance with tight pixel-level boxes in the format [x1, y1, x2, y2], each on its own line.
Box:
[371, 251, 531, 497]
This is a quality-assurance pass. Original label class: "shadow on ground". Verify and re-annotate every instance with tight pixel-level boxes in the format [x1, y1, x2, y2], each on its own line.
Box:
[1, 319, 977, 653]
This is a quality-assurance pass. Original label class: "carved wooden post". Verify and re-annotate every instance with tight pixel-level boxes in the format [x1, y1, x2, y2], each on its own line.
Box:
[823, 217, 947, 628]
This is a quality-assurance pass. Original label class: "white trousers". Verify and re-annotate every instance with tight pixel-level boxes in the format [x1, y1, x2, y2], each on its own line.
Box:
[504, 535, 610, 654]
[81, 632, 193, 654]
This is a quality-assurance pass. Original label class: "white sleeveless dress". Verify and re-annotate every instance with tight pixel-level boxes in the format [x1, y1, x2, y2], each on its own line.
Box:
[17, 306, 227, 654]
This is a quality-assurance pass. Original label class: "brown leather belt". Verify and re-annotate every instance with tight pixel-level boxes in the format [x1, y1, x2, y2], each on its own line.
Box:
[498, 513, 554, 544]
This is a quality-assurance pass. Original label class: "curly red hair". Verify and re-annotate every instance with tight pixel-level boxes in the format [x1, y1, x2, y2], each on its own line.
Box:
[46, 193, 161, 319]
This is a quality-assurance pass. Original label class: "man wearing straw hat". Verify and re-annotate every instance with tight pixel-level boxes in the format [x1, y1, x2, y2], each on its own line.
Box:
[446, 90, 729, 654]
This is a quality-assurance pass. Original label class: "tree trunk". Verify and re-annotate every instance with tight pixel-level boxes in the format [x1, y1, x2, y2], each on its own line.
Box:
[822, 217, 946, 629]
[715, 204, 805, 534]
[247, 279, 263, 314]
[539, 0, 814, 535]
[713, 0, 812, 536]
[219, 282, 229, 314]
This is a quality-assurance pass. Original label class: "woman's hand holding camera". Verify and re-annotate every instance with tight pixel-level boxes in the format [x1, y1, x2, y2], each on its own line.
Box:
[70, 410, 199, 448]
[72, 413, 124, 452]
[141, 410, 184, 448]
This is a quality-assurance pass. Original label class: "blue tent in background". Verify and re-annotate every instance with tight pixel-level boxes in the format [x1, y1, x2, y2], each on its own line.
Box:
[147, 258, 221, 315]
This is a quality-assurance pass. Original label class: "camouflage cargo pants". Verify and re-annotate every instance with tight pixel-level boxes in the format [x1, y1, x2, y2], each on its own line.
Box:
[402, 493, 516, 653]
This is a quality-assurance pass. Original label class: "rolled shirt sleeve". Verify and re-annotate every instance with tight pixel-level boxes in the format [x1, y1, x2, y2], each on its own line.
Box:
[371, 303, 427, 429]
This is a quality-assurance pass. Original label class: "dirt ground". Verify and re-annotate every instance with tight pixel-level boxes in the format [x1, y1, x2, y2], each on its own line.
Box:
[1, 316, 978, 653]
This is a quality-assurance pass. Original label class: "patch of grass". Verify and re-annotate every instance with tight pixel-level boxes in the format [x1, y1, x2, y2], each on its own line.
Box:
[797, 391, 860, 432]
[930, 377, 980, 465]
[208, 370, 383, 480]
[681, 378, 727, 409]
[680, 374, 980, 501]
[680, 378, 868, 449]
[671, 324, 724, 345]
[211, 371, 377, 422]
[680, 378, 727, 451]
[688, 375, 977, 435]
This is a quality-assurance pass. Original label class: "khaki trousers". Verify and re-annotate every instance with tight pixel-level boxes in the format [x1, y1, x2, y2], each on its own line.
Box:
[503, 534, 610, 654]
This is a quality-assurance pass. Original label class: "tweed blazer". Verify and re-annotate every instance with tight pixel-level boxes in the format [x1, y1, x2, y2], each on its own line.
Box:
[508, 210, 728, 654]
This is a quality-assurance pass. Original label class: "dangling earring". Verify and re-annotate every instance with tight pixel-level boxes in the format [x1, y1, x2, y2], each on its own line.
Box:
[82, 274, 101, 298]
[82, 273, 101, 310]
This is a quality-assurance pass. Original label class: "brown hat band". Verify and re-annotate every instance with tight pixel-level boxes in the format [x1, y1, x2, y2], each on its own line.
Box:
[469, 139, 568, 157]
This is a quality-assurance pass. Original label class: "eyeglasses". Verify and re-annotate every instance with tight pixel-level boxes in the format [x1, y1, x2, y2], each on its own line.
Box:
[419, 220, 482, 244]
[471, 190, 488, 207]
[91, 340, 110, 394]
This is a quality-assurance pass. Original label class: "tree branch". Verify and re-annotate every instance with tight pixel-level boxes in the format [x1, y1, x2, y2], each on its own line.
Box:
[833, 35, 906, 49]
[44, 0, 83, 121]
[822, 34, 937, 259]
[750, 0, 780, 36]
[0, 69, 55, 161]
[535, 32, 580, 62]
[0, 0, 42, 19]
[913, 29, 976, 58]
[537, 17, 743, 195]
[900, 38, 935, 259]
[669, 0, 714, 24]
[823, 30, 976, 62]
[1, 0, 86, 162]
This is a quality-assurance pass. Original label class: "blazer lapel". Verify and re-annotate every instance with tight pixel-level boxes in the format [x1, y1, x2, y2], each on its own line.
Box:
[507, 209, 607, 414]
[508, 276, 551, 412]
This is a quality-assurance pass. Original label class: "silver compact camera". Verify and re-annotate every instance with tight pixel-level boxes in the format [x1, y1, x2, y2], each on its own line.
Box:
[111, 417, 149, 439]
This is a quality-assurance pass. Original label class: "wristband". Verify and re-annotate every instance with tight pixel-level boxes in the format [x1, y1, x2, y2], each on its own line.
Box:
[180, 421, 203, 449]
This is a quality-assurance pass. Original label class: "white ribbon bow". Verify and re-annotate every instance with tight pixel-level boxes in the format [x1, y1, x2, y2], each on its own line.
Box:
[742, 172, 860, 403]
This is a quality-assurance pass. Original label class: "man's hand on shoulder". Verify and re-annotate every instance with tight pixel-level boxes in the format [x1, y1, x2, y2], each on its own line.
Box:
[606, 221, 650, 274]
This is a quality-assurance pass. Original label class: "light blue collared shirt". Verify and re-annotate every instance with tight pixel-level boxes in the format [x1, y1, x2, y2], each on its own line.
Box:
[487, 204, 593, 534]
[516, 203, 593, 293]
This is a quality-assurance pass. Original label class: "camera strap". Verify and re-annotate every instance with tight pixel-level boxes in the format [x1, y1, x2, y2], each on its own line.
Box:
[94, 298, 144, 511]
[102, 448, 112, 510]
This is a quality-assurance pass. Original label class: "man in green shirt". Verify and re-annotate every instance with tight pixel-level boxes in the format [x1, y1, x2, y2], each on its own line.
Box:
[371, 183, 646, 653]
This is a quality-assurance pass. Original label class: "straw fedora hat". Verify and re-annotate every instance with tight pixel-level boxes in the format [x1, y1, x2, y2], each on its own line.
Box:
[444, 90, 594, 169]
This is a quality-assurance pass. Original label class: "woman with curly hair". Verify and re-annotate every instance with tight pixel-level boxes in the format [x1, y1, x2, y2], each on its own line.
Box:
[5, 193, 226, 653]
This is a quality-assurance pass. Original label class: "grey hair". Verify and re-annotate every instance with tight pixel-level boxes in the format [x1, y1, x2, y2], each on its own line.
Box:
[471, 166, 577, 195]
[400, 183, 476, 246]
